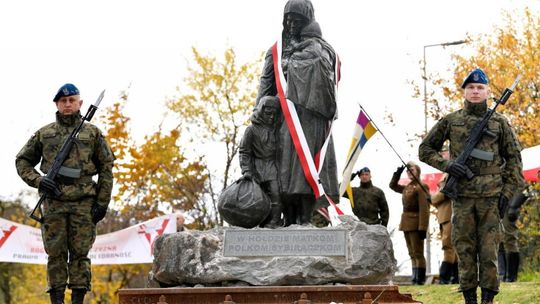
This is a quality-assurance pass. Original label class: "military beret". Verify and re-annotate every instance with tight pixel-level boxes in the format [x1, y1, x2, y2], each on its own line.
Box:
[359, 167, 370, 174]
[461, 68, 489, 89]
[53, 83, 80, 102]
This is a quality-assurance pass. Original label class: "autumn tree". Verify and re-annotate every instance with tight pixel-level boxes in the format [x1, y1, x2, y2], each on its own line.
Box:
[167, 47, 262, 226]
[98, 92, 208, 227]
[431, 8, 539, 147]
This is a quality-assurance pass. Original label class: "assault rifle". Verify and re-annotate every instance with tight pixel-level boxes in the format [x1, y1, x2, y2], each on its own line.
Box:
[441, 76, 520, 200]
[29, 90, 105, 223]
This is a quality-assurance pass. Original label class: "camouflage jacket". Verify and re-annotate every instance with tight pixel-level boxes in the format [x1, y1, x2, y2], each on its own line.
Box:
[16, 111, 114, 207]
[419, 100, 525, 199]
[343, 181, 389, 226]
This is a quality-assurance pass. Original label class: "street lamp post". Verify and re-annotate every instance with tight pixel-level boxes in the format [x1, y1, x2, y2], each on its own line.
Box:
[422, 39, 466, 276]
[422, 40, 467, 134]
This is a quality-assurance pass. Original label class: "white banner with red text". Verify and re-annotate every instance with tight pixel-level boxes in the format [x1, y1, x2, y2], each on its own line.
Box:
[0, 214, 176, 265]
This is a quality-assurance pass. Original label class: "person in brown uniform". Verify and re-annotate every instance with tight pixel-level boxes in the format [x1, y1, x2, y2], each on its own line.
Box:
[431, 173, 459, 284]
[389, 161, 430, 285]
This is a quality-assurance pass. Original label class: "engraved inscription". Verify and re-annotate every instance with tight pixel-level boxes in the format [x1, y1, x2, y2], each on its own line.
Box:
[223, 229, 347, 257]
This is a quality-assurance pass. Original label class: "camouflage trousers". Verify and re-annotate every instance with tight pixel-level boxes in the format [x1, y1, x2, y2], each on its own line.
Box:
[404, 231, 426, 268]
[440, 221, 457, 263]
[501, 214, 519, 253]
[41, 197, 96, 292]
[452, 196, 502, 292]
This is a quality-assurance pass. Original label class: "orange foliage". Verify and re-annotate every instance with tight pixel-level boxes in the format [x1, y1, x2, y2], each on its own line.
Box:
[440, 8, 540, 148]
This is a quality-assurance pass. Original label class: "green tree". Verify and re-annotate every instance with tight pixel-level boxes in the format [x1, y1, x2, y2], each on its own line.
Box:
[167, 47, 262, 226]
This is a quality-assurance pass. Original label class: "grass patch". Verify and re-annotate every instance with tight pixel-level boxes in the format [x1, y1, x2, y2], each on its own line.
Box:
[399, 282, 540, 304]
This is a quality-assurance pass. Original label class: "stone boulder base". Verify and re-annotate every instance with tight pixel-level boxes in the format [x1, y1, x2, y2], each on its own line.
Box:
[149, 215, 396, 287]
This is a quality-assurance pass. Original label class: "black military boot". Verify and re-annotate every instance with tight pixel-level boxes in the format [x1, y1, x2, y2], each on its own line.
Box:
[411, 268, 418, 285]
[49, 288, 65, 304]
[416, 267, 426, 285]
[480, 288, 497, 304]
[505, 252, 520, 282]
[497, 249, 506, 281]
[438, 262, 452, 284]
[451, 262, 460, 284]
[71, 288, 86, 304]
[462, 288, 477, 304]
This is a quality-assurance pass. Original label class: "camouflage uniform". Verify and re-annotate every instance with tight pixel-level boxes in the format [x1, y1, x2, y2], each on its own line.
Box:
[419, 100, 525, 293]
[16, 111, 114, 292]
[343, 181, 389, 226]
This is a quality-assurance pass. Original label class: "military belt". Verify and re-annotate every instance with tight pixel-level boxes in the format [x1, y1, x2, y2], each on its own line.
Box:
[57, 175, 94, 185]
[469, 166, 501, 175]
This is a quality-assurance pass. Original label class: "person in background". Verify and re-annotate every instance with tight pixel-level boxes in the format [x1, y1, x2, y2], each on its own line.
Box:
[431, 173, 459, 284]
[176, 212, 186, 232]
[344, 167, 389, 227]
[389, 161, 430, 285]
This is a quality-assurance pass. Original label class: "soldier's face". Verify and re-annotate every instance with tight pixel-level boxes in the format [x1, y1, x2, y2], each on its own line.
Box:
[464, 83, 490, 103]
[56, 95, 82, 115]
[176, 214, 185, 231]
[407, 166, 418, 179]
[360, 172, 371, 183]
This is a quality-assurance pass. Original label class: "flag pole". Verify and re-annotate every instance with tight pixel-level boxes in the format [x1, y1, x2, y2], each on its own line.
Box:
[358, 104, 431, 196]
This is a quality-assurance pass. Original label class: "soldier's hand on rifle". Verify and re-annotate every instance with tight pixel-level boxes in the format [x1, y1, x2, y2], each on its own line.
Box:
[393, 165, 405, 177]
[38, 176, 61, 196]
[418, 230, 427, 240]
[445, 161, 469, 179]
[91, 203, 108, 224]
[497, 194, 508, 219]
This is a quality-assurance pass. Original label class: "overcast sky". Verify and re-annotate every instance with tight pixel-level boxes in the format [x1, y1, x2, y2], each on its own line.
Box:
[1, 0, 535, 273]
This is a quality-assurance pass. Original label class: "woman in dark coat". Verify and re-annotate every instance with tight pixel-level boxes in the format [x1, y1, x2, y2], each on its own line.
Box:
[256, 0, 339, 225]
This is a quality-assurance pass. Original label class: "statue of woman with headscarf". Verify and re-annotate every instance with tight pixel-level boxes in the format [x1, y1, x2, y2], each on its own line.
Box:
[256, 0, 339, 225]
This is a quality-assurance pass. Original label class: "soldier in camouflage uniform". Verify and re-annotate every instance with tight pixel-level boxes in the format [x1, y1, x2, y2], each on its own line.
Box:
[343, 167, 389, 227]
[15, 83, 114, 304]
[419, 69, 525, 304]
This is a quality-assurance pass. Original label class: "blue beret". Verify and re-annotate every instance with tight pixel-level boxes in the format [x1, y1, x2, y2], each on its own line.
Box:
[359, 167, 370, 174]
[461, 68, 489, 89]
[53, 83, 80, 102]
